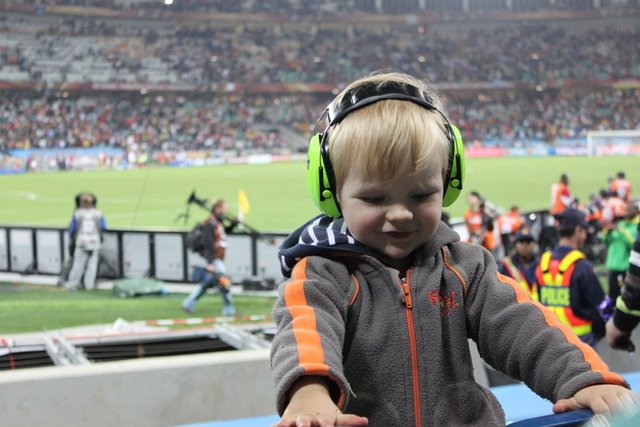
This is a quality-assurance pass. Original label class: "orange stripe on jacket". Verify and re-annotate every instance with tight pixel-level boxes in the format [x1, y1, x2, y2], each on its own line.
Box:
[285, 258, 329, 374]
[496, 272, 625, 385]
[441, 247, 468, 297]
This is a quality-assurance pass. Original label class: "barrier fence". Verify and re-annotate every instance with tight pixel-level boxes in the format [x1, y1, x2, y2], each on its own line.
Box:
[0, 225, 287, 285]
[0, 209, 553, 285]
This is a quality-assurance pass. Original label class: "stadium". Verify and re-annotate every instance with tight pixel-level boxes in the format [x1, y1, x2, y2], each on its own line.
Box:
[1, 0, 640, 426]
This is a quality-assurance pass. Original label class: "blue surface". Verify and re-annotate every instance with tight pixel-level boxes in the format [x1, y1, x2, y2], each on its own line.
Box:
[177, 371, 640, 427]
[508, 409, 594, 427]
[179, 416, 279, 427]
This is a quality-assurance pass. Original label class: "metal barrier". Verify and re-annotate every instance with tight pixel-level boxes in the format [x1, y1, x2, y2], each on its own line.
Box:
[0, 225, 287, 284]
[0, 209, 554, 285]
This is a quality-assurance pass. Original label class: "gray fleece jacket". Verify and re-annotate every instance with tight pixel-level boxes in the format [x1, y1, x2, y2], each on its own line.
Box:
[271, 216, 627, 426]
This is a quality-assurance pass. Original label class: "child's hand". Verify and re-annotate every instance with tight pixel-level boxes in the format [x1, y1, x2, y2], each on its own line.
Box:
[553, 384, 639, 415]
[272, 377, 368, 427]
[273, 409, 369, 427]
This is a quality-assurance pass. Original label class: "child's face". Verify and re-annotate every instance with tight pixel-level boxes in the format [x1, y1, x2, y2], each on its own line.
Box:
[339, 158, 444, 263]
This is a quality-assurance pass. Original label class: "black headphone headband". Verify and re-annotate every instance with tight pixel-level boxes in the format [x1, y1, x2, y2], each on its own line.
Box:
[307, 78, 465, 217]
[316, 81, 454, 206]
[314, 81, 438, 135]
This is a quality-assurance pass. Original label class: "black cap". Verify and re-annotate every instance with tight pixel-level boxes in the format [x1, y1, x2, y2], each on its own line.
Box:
[558, 208, 588, 230]
[515, 229, 535, 242]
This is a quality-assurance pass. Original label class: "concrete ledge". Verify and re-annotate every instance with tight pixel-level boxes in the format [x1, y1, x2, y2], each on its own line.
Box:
[0, 349, 276, 427]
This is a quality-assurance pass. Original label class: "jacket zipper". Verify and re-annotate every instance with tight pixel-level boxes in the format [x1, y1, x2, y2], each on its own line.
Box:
[400, 270, 422, 427]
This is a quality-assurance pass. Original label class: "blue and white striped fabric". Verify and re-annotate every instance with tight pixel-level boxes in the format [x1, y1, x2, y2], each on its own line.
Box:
[277, 214, 371, 278]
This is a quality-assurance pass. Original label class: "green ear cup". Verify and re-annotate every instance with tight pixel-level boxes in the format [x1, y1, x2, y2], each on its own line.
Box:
[307, 83, 466, 215]
[307, 134, 341, 217]
[442, 124, 466, 208]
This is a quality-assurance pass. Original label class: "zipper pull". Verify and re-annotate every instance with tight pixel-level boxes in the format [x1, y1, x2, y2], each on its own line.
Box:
[401, 280, 413, 309]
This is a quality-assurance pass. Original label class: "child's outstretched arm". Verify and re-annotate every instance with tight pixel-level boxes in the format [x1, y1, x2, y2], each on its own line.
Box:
[553, 384, 639, 414]
[272, 377, 368, 427]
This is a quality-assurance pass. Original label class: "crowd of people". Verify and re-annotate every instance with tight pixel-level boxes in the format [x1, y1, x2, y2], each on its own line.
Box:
[0, 93, 300, 153]
[1, 87, 638, 157]
[0, 7, 637, 160]
[465, 171, 638, 348]
[13, 0, 639, 16]
[1, 15, 637, 86]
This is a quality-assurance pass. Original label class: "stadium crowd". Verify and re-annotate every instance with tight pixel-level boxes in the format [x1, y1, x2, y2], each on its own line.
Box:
[1, 87, 638, 154]
[0, 93, 307, 152]
[1, 15, 637, 85]
[0, 2, 638, 170]
[12, 0, 640, 15]
[0, 5, 638, 155]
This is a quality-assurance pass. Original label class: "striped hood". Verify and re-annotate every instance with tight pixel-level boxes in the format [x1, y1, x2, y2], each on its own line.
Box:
[278, 215, 372, 278]
[277, 215, 461, 278]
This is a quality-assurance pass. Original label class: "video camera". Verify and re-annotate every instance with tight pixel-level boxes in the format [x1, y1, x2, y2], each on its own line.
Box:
[186, 190, 209, 211]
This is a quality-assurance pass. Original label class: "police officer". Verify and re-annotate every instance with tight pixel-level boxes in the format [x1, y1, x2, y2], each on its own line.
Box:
[535, 208, 606, 346]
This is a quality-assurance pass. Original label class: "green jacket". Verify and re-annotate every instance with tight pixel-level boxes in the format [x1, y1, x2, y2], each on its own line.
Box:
[604, 219, 639, 271]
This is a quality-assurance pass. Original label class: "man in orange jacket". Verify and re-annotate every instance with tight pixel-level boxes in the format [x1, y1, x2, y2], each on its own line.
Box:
[464, 191, 496, 254]
[550, 173, 575, 217]
[497, 205, 525, 255]
[610, 171, 632, 202]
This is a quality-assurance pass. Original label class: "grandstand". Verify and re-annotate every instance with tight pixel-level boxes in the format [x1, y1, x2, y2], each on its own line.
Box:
[0, 0, 639, 172]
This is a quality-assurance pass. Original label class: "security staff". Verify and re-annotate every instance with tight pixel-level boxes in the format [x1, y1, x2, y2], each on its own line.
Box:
[499, 228, 539, 300]
[535, 209, 606, 346]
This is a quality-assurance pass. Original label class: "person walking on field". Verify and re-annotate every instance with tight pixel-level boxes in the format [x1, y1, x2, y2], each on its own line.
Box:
[182, 198, 239, 316]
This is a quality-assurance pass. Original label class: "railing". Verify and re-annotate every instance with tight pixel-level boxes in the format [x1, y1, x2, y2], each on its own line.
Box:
[0, 209, 554, 285]
[0, 225, 287, 285]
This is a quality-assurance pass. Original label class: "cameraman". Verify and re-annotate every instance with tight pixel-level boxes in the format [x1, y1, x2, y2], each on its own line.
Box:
[182, 198, 239, 316]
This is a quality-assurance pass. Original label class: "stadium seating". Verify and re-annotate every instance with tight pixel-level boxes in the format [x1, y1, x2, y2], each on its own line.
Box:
[0, 1, 638, 168]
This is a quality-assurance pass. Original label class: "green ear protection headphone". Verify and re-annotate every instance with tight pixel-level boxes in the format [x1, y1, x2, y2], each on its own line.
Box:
[307, 81, 466, 217]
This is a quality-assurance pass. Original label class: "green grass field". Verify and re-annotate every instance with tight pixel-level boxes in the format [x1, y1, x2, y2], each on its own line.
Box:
[1, 156, 638, 232]
[1, 156, 637, 334]
[0, 283, 276, 335]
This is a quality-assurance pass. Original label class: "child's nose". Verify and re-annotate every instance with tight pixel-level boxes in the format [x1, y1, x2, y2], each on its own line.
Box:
[386, 203, 413, 221]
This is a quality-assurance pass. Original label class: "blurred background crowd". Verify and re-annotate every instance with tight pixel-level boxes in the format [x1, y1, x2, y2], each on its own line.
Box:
[0, 0, 638, 171]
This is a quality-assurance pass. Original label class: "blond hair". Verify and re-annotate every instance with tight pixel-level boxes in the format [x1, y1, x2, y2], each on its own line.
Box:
[327, 72, 450, 191]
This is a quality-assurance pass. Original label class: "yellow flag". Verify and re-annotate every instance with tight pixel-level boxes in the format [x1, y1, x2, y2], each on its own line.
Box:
[238, 189, 250, 216]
